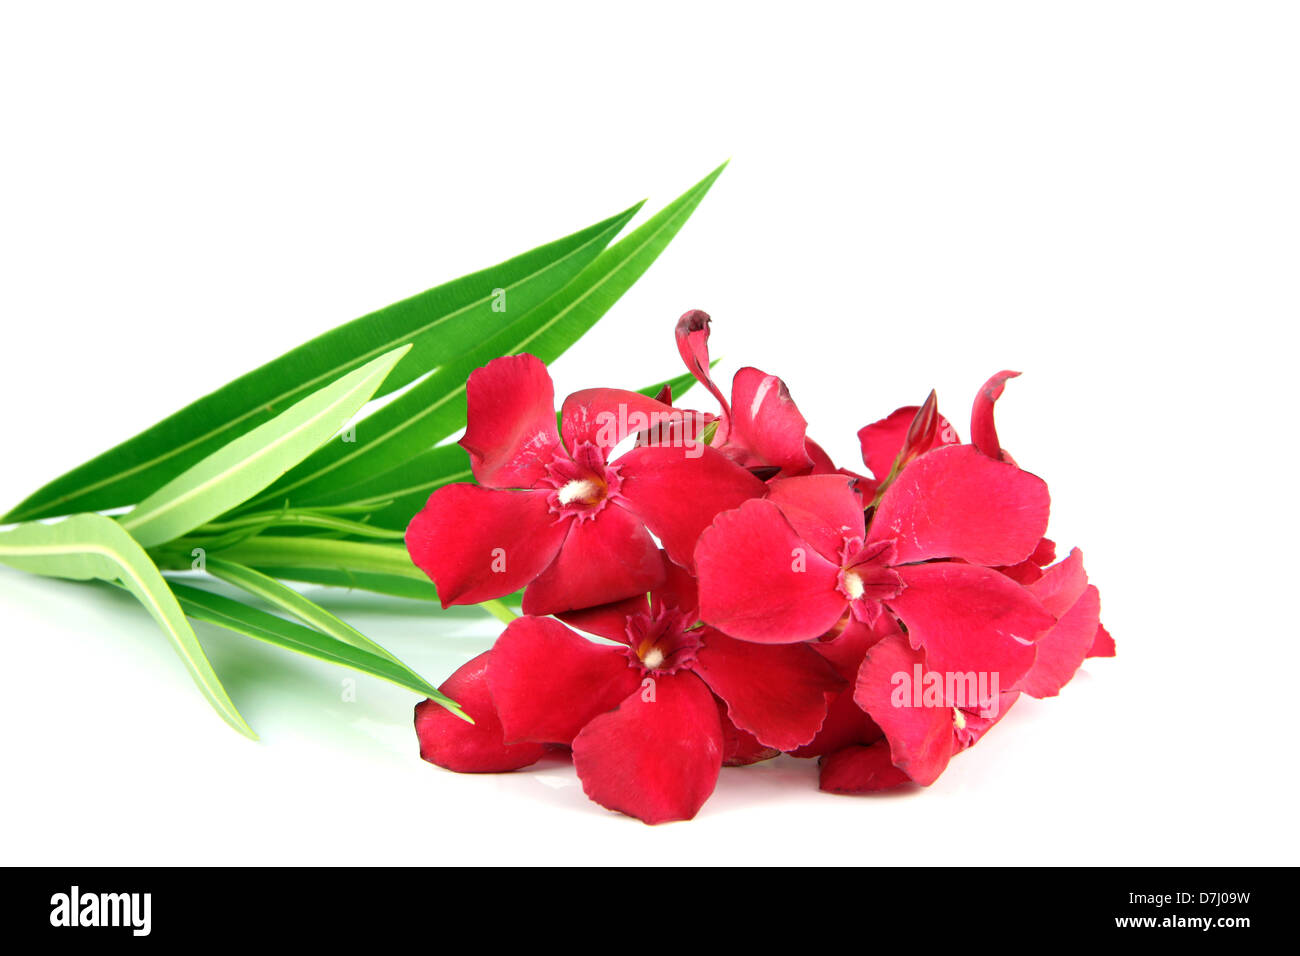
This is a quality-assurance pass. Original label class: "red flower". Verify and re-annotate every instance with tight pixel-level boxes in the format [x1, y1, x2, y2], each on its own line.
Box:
[405, 353, 765, 615]
[415, 556, 843, 824]
[675, 310, 837, 478]
[411, 331, 1115, 815]
[847, 631, 1023, 787]
[696, 446, 1056, 689]
[812, 374, 1113, 792]
[832, 549, 1105, 791]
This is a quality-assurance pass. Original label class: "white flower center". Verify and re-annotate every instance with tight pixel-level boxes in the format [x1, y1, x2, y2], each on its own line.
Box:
[952, 708, 967, 730]
[843, 570, 864, 600]
[642, 647, 665, 670]
[557, 479, 600, 505]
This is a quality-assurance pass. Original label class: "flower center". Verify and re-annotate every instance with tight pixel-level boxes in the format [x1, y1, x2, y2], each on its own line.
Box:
[544, 442, 621, 521]
[842, 570, 865, 601]
[625, 607, 700, 675]
[836, 537, 905, 608]
[556, 478, 602, 506]
[952, 707, 967, 731]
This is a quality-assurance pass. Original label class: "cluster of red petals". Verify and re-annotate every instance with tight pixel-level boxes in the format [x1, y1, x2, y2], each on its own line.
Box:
[408, 314, 1114, 823]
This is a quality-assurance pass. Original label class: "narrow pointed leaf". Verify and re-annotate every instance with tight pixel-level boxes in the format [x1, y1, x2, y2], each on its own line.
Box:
[243, 162, 728, 511]
[194, 509, 406, 540]
[0, 514, 253, 737]
[168, 581, 464, 716]
[204, 556, 403, 665]
[240, 566, 443, 602]
[3, 204, 641, 523]
[120, 345, 410, 548]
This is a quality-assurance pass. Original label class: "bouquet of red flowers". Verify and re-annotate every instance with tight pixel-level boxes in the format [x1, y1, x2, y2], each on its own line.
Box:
[408, 310, 1114, 824]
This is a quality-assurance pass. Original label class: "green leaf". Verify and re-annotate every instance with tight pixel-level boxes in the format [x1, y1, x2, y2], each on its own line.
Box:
[292, 443, 470, 531]
[168, 581, 465, 717]
[241, 162, 728, 512]
[3, 204, 642, 523]
[120, 345, 410, 549]
[0, 514, 254, 738]
[203, 556, 403, 664]
[175, 536, 428, 581]
[237, 565, 443, 602]
[194, 508, 407, 541]
[162, 535, 526, 606]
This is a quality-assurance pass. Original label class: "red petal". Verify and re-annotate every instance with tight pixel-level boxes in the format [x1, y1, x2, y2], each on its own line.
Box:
[889, 562, 1055, 687]
[852, 633, 955, 786]
[813, 613, 900, 678]
[998, 560, 1044, 585]
[558, 595, 647, 644]
[487, 616, 642, 744]
[858, 406, 916, 480]
[675, 309, 732, 417]
[617, 443, 766, 571]
[1029, 536, 1058, 566]
[1018, 585, 1102, 698]
[857, 404, 960, 480]
[652, 555, 700, 616]
[791, 688, 884, 758]
[521, 503, 664, 615]
[766, 474, 866, 563]
[997, 537, 1058, 584]
[956, 690, 1021, 751]
[971, 370, 1020, 462]
[693, 629, 844, 751]
[717, 698, 780, 766]
[869, 444, 1050, 566]
[1089, 623, 1116, 658]
[558, 553, 697, 640]
[805, 438, 838, 474]
[791, 616, 897, 757]
[571, 672, 723, 824]
[560, 387, 680, 452]
[459, 354, 562, 489]
[818, 741, 915, 793]
[1029, 547, 1089, 618]
[406, 484, 567, 607]
[727, 367, 815, 476]
[695, 498, 846, 644]
[414, 652, 546, 773]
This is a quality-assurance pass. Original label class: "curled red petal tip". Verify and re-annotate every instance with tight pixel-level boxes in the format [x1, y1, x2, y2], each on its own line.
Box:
[971, 369, 1022, 462]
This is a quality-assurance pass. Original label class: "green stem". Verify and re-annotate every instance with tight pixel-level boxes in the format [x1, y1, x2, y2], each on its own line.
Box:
[155, 534, 519, 624]
[171, 535, 426, 580]
[195, 511, 405, 540]
[479, 599, 518, 625]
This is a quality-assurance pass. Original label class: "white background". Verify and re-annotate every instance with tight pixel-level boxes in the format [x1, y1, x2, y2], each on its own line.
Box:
[1, 2, 1296, 865]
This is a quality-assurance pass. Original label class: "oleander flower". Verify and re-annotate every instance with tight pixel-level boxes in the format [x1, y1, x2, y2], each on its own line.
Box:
[805, 374, 1113, 792]
[405, 353, 764, 615]
[696, 447, 1056, 688]
[415, 556, 843, 824]
[409, 325, 1115, 817]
